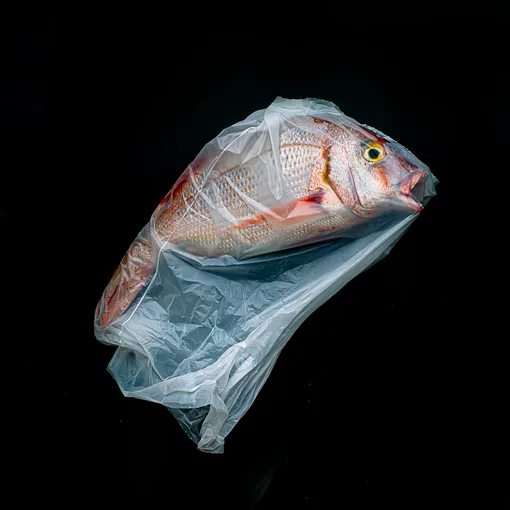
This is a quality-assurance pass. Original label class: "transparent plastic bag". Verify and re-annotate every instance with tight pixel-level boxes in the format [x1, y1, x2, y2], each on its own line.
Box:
[94, 97, 437, 453]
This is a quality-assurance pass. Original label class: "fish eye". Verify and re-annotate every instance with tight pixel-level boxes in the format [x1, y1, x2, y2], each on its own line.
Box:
[362, 141, 385, 163]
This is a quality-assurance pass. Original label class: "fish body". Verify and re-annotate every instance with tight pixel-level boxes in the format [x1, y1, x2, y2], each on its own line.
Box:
[96, 111, 428, 327]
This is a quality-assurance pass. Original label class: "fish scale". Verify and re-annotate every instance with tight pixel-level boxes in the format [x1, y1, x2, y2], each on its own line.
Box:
[281, 144, 324, 198]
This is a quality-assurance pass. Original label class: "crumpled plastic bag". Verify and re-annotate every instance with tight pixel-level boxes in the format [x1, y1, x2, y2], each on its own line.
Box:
[94, 97, 437, 453]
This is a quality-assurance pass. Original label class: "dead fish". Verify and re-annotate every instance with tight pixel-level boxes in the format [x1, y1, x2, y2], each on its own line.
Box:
[96, 112, 429, 327]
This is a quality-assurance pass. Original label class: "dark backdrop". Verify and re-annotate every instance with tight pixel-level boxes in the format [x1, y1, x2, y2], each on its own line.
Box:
[2, 13, 497, 508]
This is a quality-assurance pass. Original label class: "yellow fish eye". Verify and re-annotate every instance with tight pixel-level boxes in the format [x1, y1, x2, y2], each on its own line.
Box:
[363, 141, 385, 162]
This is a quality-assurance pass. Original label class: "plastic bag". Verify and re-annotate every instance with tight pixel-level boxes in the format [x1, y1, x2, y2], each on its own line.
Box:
[94, 97, 437, 453]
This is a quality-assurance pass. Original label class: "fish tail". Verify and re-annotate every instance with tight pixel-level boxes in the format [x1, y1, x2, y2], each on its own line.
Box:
[96, 236, 155, 327]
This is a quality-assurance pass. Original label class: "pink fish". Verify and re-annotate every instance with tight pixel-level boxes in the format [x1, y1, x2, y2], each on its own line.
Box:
[96, 113, 428, 327]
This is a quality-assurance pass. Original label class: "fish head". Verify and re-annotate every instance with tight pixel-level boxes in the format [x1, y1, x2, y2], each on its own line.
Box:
[332, 121, 430, 215]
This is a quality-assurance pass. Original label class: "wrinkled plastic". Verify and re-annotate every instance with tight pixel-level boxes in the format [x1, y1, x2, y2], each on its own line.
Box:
[94, 98, 437, 453]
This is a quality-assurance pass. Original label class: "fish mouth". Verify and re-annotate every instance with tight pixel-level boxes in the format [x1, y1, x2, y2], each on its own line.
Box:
[399, 171, 426, 212]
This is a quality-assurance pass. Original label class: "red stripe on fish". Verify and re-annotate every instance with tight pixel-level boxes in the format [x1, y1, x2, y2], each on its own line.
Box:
[229, 215, 266, 230]
[159, 190, 172, 206]
[171, 177, 191, 201]
[228, 193, 327, 231]
[106, 283, 119, 306]
[100, 311, 110, 327]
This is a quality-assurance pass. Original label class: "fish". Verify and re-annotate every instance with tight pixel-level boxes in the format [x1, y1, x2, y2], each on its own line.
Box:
[96, 111, 429, 328]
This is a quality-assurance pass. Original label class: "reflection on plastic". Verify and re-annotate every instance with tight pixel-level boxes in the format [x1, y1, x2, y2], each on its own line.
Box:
[94, 98, 437, 453]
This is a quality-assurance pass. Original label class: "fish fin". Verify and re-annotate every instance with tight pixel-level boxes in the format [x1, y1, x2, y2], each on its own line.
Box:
[228, 192, 328, 232]
[285, 192, 327, 222]
[228, 214, 267, 230]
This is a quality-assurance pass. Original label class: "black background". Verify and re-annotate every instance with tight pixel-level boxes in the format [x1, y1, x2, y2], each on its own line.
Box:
[2, 13, 499, 508]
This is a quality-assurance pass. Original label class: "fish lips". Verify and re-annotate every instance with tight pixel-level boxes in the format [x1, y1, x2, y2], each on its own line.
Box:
[399, 171, 427, 212]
